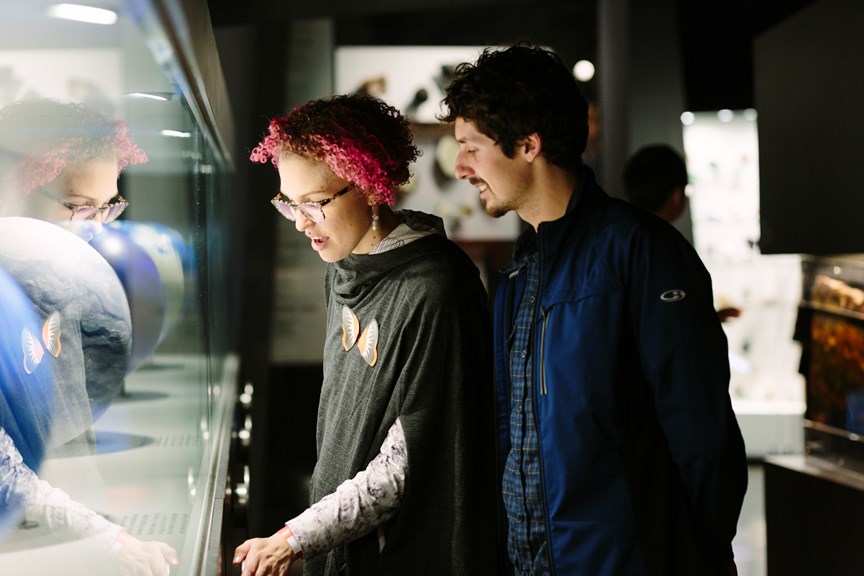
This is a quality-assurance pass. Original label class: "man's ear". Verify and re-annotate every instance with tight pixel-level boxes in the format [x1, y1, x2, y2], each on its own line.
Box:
[660, 187, 687, 223]
[520, 133, 543, 163]
[671, 186, 686, 211]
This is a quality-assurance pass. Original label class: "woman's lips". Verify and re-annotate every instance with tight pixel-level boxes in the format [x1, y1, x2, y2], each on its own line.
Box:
[311, 236, 328, 252]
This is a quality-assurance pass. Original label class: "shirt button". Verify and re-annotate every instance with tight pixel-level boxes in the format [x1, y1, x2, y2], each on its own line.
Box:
[521, 572, 529, 576]
[528, 295, 535, 303]
[520, 350, 527, 358]
[516, 404, 522, 413]
[518, 514, 525, 522]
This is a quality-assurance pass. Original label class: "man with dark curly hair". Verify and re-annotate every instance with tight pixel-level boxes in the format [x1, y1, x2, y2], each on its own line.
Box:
[233, 94, 504, 576]
[440, 44, 748, 576]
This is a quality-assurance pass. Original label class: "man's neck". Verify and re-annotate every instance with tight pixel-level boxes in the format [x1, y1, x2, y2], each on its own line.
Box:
[520, 166, 580, 231]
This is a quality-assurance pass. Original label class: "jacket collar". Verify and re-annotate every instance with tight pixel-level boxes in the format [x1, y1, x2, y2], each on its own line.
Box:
[508, 164, 604, 267]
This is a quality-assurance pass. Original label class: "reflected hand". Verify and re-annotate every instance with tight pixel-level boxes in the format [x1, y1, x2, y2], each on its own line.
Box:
[116, 533, 179, 576]
[233, 531, 296, 576]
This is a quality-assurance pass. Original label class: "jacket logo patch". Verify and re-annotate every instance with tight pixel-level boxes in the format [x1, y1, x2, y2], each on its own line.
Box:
[660, 289, 686, 302]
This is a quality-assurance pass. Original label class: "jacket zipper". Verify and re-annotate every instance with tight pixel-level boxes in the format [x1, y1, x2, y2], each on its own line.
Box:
[539, 306, 548, 395]
[532, 249, 555, 573]
[533, 307, 555, 574]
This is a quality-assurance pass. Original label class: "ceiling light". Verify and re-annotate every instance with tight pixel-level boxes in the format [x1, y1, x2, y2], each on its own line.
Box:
[125, 92, 174, 101]
[47, 4, 118, 25]
[717, 109, 734, 123]
[161, 130, 192, 138]
[573, 60, 595, 82]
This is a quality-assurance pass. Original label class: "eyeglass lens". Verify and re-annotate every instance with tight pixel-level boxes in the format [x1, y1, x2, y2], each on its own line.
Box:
[271, 199, 324, 223]
[272, 184, 352, 223]
[70, 200, 128, 223]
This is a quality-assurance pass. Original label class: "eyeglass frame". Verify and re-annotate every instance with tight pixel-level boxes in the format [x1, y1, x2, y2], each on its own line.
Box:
[39, 189, 129, 223]
[270, 184, 353, 223]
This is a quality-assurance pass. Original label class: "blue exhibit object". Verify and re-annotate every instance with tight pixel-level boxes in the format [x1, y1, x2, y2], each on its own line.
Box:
[0, 265, 56, 539]
[0, 217, 131, 440]
[88, 222, 166, 372]
[106, 221, 189, 342]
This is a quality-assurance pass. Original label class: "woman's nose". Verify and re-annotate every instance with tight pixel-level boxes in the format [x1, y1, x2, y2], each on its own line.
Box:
[294, 211, 314, 232]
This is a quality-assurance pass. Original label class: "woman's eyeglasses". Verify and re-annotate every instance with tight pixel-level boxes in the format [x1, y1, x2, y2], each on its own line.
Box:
[41, 190, 129, 223]
[271, 184, 352, 223]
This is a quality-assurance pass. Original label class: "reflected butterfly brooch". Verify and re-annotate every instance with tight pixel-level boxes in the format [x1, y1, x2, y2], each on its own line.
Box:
[21, 311, 62, 374]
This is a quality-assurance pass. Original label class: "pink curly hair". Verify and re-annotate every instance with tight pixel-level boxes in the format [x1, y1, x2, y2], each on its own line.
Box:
[250, 94, 419, 206]
[0, 99, 147, 196]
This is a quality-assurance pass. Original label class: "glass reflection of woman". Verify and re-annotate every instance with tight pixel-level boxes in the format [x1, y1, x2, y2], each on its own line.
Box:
[0, 99, 177, 575]
[0, 98, 145, 237]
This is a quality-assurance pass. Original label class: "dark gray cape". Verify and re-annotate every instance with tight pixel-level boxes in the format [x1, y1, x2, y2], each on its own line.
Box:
[306, 215, 504, 575]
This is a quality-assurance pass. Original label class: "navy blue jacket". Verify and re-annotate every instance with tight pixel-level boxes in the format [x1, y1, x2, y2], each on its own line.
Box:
[493, 167, 748, 575]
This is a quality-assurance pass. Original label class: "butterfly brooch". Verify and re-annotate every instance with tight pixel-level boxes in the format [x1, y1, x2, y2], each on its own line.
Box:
[341, 305, 378, 367]
[21, 311, 62, 375]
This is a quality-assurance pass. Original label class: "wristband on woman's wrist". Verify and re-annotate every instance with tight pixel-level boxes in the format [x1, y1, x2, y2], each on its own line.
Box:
[276, 525, 303, 559]
[111, 530, 132, 554]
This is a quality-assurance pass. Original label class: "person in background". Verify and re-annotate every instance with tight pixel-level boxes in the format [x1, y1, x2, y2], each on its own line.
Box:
[622, 143, 688, 223]
[623, 143, 742, 322]
[233, 93, 503, 576]
[440, 43, 748, 576]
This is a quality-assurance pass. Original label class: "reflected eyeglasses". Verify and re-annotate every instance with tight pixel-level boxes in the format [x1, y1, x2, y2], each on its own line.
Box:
[41, 190, 129, 223]
[271, 184, 352, 223]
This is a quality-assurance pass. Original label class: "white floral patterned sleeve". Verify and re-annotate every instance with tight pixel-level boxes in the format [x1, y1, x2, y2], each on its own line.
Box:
[286, 417, 407, 558]
[0, 427, 123, 550]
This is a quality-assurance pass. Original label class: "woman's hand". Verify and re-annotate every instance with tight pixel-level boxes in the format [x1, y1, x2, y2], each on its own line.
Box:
[115, 533, 179, 576]
[233, 530, 296, 576]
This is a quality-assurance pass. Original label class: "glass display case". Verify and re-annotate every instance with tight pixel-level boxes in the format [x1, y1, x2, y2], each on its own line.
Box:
[0, 1, 238, 574]
[799, 254, 864, 472]
[763, 257, 864, 576]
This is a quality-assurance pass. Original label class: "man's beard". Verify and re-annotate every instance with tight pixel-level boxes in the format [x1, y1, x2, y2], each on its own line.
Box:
[480, 195, 510, 219]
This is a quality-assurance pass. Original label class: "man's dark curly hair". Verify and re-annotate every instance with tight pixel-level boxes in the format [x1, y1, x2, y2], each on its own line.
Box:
[439, 44, 588, 172]
[251, 94, 419, 205]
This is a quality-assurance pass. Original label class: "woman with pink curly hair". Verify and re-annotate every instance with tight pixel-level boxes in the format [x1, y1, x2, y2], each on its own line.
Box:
[234, 94, 505, 576]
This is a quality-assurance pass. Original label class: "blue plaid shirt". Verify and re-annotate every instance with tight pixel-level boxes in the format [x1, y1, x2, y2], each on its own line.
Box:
[502, 251, 550, 575]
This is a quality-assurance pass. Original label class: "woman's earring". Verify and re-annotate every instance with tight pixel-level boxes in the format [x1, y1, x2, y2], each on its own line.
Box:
[371, 205, 379, 232]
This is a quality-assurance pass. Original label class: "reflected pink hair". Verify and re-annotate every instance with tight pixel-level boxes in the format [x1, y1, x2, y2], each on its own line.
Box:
[250, 94, 419, 206]
[15, 121, 147, 195]
[0, 99, 147, 196]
